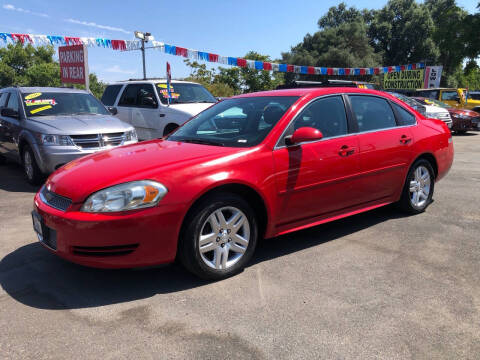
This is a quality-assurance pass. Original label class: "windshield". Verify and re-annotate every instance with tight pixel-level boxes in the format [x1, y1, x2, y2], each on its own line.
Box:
[21, 92, 109, 117]
[155, 82, 217, 105]
[168, 96, 299, 148]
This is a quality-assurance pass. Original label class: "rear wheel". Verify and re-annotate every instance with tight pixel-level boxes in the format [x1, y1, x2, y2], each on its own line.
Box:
[22, 145, 44, 185]
[178, 193, 258, 280]
[398, 159, 435, 214]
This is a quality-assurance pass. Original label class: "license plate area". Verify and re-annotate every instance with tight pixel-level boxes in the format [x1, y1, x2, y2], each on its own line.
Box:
[32, 211, 57, 250]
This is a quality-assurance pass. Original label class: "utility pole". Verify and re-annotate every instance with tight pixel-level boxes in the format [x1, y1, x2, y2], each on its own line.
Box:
[134, 31, 152, 80]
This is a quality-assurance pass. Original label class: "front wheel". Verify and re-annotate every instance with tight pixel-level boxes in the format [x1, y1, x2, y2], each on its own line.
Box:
[398, 159, 435, 214]
[178, 193, 258, 280]
[22, 145, 44, 185]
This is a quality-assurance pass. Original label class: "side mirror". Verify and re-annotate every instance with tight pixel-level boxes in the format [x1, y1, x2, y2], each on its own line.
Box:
[108, 106, 118, 115]
[1, 108, 19, 118]
[286, 127, 323, 145]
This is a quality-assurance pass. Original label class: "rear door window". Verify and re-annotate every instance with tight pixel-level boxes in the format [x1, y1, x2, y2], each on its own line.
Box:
[101, 85, 123, 106]
[118, 84, 158, 108]
[350, 96, 396, 132]
[392, 103, 416, 126]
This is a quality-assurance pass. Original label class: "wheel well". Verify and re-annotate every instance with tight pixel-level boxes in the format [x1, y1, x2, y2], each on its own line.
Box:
[415, 153, 438, 179]
[163, 123, 179, 136]
[181, 183, 269, 239]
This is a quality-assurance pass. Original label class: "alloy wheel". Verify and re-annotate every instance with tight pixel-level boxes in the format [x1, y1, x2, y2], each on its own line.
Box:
[24, 151, 34, 181]
[409, 165, 431, 208]
[198, 206, 250, 270]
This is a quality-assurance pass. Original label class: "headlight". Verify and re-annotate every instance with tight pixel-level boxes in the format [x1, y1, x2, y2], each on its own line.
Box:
[81, 180, 167, 212]
[124, 129, 138, 142]
[38, 134, 74, 146]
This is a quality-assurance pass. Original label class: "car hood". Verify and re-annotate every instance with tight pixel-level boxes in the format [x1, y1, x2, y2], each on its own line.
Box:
[168, 102, 214, 116]
[46, 139, 240, 202]
[27, 114, 133, 134]
[448, 108, 479, 117]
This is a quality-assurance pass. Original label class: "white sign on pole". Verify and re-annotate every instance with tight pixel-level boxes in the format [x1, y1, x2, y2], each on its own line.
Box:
[423, 66, 443, 88]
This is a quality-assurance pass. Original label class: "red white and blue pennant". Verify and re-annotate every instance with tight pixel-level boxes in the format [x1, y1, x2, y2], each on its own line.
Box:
[0, 32, 425, 75]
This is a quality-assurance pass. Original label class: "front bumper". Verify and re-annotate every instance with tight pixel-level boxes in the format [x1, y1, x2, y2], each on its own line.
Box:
[34, 141, 137, 174]
[33, 192, 186, 268]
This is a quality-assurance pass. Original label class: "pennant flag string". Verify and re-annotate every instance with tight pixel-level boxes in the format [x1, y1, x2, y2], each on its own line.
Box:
[0, 32, 425, 75]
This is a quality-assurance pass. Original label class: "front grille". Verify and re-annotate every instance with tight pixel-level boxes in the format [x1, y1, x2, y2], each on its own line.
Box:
[70, 132, 125, 149]
[40, 186, 72, 211]
[72, 244, 139, 257]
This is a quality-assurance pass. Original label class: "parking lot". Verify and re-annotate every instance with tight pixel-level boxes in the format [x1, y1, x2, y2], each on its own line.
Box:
[0, 134, 479, 359]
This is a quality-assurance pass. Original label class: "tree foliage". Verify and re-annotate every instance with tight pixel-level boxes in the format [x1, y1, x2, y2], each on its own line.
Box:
[0, 42, 105, 98]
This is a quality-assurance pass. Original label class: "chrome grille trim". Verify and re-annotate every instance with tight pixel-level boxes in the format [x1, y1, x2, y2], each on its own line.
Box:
[69, 132, 126, 149]
[40, 186, 72, 212]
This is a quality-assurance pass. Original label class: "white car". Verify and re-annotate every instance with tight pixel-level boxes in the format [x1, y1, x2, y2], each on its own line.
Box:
[101, 79, 217, 140]
[388, 92, 452, 129]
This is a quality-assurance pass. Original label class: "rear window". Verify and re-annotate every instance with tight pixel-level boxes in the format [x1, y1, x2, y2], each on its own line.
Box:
[156, 83, 216, 105]
[101, 85, 123, 106]
[0, 92, 8, 107]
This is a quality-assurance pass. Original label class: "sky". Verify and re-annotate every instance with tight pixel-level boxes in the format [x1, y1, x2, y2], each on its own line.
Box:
[0, 0, 478, 83]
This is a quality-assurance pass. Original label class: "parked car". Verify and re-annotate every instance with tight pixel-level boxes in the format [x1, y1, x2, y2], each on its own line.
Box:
[0, 87, 137, 184]
[413, 97, 480, 133]
[33, 88, 453, 280]
[101, 79, 217, 140]
[415, 88, 480, 113]
[469, 91, 480, 101]
[277, 79, 378, 90]
[388, 92, 453, 129]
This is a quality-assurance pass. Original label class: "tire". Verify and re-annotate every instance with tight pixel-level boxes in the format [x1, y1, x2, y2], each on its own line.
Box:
[398, 159, 435, 214]
[178, 192, 258, 280]
[163, 123, 179, 137]
[22, 145, 44, 185]
[455, 130, 467, 135]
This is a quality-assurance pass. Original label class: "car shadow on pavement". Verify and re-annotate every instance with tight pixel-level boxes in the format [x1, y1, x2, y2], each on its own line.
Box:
[0, 205, 408, 310]
[0, 162, 42, 193]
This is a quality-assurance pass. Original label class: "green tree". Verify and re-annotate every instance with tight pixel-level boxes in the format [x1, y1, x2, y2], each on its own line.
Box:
[0, 42, 105, 98]
[368, 0, 439, 65]
[281, 3, 381, 83]
[464, 3, 480, 60]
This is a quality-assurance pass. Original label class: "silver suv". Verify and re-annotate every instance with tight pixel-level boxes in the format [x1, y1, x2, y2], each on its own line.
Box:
[0, 87, 137, 184]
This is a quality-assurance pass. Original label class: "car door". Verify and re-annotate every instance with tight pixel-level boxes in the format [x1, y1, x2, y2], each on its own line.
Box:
[0, 92, 22, 161]
[273, 95, 361, 226]
[130, 83, 163, 140]
[0, 92, 9, 156]
[350, 95, 416, 204]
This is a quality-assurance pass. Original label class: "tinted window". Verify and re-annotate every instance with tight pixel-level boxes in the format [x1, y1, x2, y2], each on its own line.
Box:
[168, 96, 298, 148]
[350, 96, 396, 132]
[417, 90, 439, 99]
[0, 93, 7, 107]
[119, 84, 158, 108]
[293, 96, 348, 138]
[155, 82, 216, 105]
[21, 92, 109, 117]
[392, 103, 416, 126]
[6, 92, 19, 112]
[101, 85, 123, 106]
[441, 91, 458, 101]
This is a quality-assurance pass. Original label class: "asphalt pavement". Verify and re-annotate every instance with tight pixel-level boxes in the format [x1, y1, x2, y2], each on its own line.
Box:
[1, 134, 479, 359]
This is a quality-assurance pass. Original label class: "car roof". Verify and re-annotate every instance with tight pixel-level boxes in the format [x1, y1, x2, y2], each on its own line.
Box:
[108, 79, 199, 85]
[14, 87, 89, 94]
[232, 87, 392, 99]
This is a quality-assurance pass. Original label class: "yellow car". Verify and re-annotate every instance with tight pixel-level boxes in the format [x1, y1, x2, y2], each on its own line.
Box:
[416, 88, 480, 112]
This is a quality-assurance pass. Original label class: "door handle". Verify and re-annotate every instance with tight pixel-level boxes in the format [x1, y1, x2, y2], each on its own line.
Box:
[159, 113, 165, 117]
[339, 145, 355, 157]
[400, 135, 412, 144]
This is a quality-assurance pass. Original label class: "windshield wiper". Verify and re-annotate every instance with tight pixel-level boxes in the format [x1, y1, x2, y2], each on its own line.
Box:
[174, 138, 225, 147]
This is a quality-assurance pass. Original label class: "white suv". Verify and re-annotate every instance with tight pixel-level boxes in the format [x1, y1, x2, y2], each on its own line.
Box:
[101, 79, 217, 140]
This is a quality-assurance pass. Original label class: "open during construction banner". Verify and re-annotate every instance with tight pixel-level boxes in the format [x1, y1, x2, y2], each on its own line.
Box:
[383, 69, 425, 90]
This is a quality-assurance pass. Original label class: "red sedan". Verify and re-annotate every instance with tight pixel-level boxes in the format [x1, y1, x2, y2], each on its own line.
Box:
[32, 88, 454, 279]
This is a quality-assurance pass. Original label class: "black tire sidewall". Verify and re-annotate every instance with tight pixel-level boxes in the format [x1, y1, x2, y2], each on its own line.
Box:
[401, 159, 435, 213]
[179, 193, 258, 280]
[22, 145, 43, 185]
